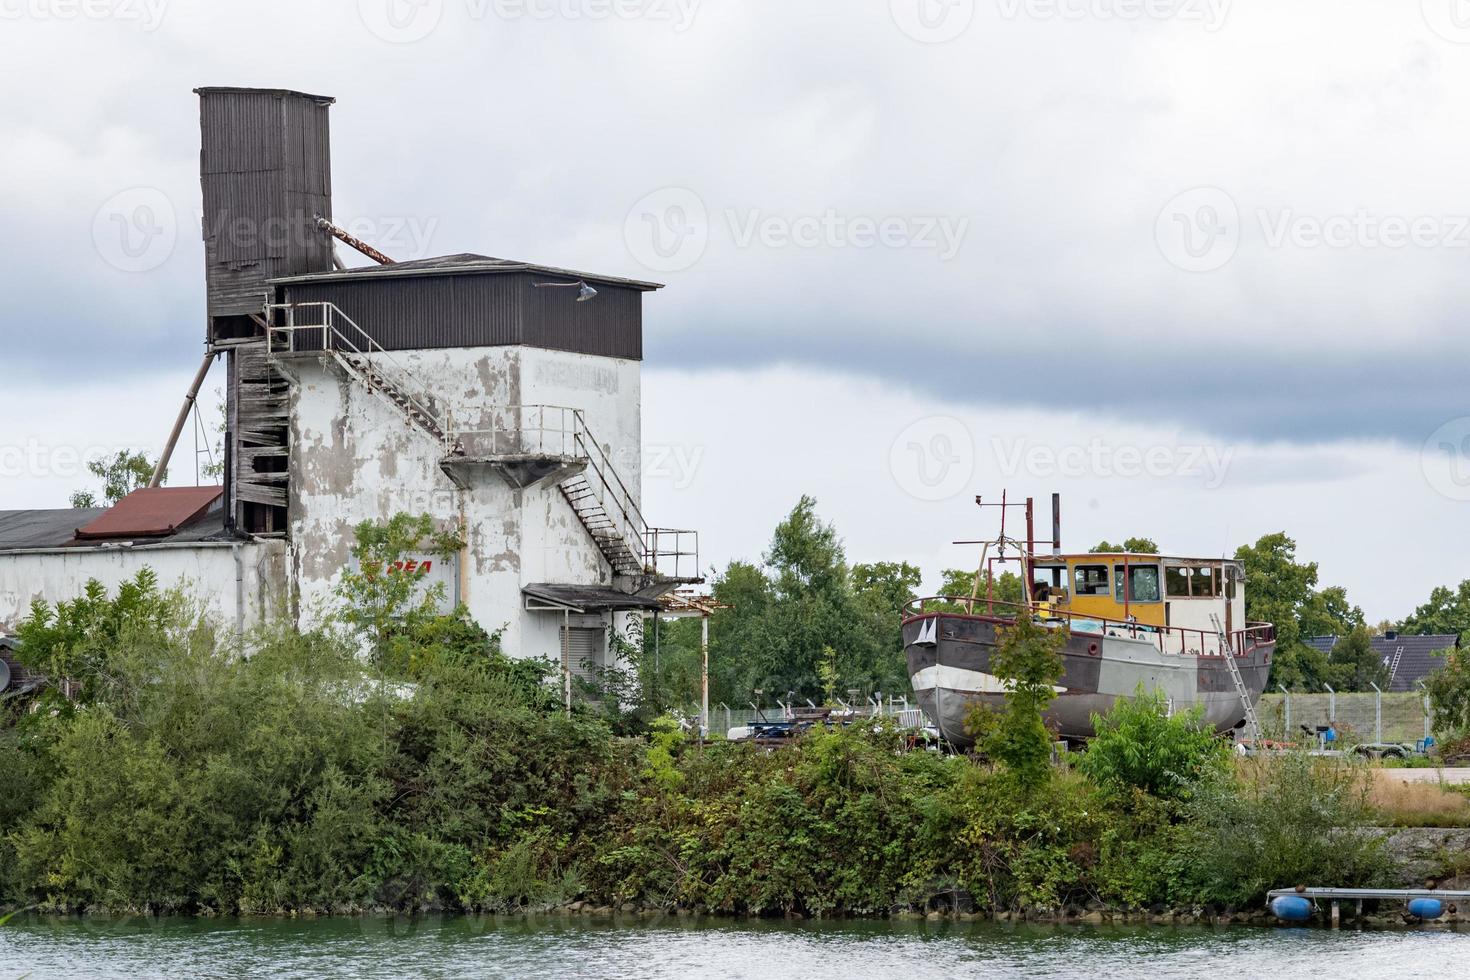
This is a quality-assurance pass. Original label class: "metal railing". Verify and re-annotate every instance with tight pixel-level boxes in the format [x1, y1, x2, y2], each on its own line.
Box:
[266, 301, 449, 448]
[462, 404, 698, 580]
[452, 404, 584, 458]
[904, 596, 1275, 659]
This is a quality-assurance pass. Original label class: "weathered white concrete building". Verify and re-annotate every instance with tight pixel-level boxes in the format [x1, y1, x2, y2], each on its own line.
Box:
[0, 87, 698, 687]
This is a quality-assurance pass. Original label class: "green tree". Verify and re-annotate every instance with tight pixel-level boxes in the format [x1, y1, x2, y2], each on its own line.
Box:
[1423, 644, 1470, 736]
[748, 497, 861, 702]
[1399, 580, 1470, 641]
[982, 616, 1067, 787]
[937, 567, 1025, 607]
[1235, 532, 1362, 690]
[1301, 585, 1366, 639]
[1326, 626, 1389, 692]
[69, 450, 158, 509]
[335, 514, 466, 669]
[1089, 538, 1159, 554]
[849, 560, 923, 695]
[1235, 532, 1317, 652]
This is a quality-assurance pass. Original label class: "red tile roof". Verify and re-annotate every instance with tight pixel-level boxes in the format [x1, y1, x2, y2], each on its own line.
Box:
[74, 486, 224, 541]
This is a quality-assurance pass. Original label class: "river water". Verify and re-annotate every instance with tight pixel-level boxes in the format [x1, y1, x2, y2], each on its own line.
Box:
[0, 915, 1464, 978]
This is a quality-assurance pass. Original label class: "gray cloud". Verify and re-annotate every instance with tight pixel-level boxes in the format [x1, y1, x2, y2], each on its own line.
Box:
[3, 0, 1464, 450]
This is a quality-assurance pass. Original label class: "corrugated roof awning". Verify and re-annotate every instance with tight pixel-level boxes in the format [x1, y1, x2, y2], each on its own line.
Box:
[75, 487, 224, 541]
[522, 584, 662, 613]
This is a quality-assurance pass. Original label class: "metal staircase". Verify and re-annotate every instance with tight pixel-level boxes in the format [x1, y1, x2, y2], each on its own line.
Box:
[1212, 613, 1261, 741]
[558, 475, 644, 576]
[264, 301, 698, 584]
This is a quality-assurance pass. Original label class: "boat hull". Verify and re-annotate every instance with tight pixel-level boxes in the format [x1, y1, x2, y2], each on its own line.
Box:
[904, 612, 1272, 746]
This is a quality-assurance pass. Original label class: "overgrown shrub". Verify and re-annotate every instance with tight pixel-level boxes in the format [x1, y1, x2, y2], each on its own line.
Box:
[0, 516, 1428, 919]
[1174, 754, 1392, 906]
[979, 616, 1067, 787]
[1079, 686, 1228, 800]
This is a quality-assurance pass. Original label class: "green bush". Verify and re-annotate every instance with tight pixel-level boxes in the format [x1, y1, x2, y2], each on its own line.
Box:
[1079, 686, 1228, 800]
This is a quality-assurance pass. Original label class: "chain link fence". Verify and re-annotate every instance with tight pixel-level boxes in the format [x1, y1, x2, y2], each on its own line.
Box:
[1257, 691, 1434, 744]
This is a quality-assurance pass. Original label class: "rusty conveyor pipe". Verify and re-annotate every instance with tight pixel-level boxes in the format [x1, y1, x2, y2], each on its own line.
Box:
[312, 213, 395, 266]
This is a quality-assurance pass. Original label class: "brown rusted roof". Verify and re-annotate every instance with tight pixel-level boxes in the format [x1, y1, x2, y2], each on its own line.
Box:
[74, 487, 224, 541]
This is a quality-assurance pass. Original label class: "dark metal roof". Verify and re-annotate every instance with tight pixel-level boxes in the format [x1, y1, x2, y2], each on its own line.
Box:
[194, 86, 334, 104]
[75, 487, 224, 541]
[523, 583, 663, 613]
[1305, 633, 1461, 692]
[0, 508, 107, 551]
[271, 252, 663, 291]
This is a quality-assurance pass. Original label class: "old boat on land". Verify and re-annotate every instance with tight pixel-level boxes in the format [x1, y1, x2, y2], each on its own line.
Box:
[904, 495, 1275, 746]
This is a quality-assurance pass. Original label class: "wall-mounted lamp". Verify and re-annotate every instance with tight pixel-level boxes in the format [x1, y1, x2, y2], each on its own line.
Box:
[534, 280, 598, 302]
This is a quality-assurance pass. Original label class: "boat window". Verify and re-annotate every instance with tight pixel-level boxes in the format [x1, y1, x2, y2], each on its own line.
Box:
[1114, 564, 1161, 603]
[1191, 566, 1220, 598]
[1073, 564, 1110, 596]
[1166, 566, 1192, 598]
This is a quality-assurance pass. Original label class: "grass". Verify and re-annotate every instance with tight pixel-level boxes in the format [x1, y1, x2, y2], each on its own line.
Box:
[1368, 771, 1470, 828]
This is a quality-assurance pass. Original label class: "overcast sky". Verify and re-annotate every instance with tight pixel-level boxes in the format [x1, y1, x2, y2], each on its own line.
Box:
[2, 0, 1469, 621]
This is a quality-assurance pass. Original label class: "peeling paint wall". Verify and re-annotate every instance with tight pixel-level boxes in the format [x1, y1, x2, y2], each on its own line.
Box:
[288, 344, 643, 662]
[0, 540, 288, 635]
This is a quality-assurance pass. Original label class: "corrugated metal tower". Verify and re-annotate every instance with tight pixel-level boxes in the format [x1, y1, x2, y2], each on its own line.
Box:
[197, 87, 335, 532]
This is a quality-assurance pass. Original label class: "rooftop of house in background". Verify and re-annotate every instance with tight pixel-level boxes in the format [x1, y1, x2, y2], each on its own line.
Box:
[1306, 632, 1461, 693]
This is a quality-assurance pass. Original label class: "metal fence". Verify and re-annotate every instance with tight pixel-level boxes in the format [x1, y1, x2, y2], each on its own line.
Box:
[1256, 691, 1434, 744]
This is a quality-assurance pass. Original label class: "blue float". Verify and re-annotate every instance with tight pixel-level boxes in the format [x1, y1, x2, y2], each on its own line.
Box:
[1270, 895, 1313, 921]
[1407, 898, 1443, 920]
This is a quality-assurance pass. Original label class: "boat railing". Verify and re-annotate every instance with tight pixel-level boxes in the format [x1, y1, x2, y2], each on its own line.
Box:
[903, 596, 1275, 660]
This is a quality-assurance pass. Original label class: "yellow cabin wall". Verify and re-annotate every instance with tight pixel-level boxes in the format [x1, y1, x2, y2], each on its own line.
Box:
[1048, 555, 1167, 628]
